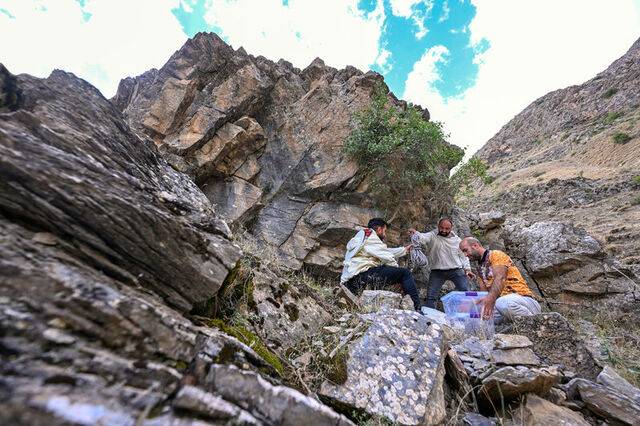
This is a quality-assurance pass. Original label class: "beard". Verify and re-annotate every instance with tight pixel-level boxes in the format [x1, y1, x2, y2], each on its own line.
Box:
[469, 252, 482, 262]
[438, 231, 450, 237]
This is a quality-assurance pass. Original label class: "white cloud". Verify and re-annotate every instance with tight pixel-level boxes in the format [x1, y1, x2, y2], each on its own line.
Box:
[404, 0, 640, 158]
[438, 0, 449, 23]
[203, 0, 385, 72]
[0, 0, 187, 97]
[389, 0, 433, 39]
[375, 47, 393, 73]
[404, 45, 449, 107]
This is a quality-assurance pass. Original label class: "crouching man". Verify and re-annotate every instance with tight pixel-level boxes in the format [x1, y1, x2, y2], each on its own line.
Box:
[341, 218, 423, 311]
[459, 237, 541, 322]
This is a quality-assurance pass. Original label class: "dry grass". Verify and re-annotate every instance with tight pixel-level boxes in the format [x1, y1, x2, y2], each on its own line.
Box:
[567, 306, 640, 387]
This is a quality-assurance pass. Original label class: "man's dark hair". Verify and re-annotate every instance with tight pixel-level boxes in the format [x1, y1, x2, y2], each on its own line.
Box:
[438, 217, 453, 226]
[367, 218, 388, 230]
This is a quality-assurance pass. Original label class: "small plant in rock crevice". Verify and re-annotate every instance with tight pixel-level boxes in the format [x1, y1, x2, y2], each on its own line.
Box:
[612, 132, 632, 144]
[603, 88, 618, 98]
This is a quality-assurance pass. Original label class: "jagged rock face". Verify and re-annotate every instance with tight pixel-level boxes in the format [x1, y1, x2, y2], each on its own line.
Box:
[470, 37, 640, 277]
[0, 65, 349, 425]
[0, 66, 240, 312]
[114, 32, 435, 274]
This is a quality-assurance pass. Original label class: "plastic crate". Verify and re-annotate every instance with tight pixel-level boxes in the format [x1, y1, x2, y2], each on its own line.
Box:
[440, 291, 494, 340]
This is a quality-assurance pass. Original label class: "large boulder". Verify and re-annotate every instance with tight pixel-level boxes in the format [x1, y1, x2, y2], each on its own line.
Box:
[512, 393, 590, 426]
[319, 309, 447, 425]
[511, 313, 601, 380]
[0, 65, 240, 312]
[114, 32, 448, 275]
[0, 64, 348, 425]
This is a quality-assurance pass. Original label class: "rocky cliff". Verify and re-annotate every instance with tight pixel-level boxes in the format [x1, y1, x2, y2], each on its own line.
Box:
[113, 32, 436, 275]
[463, 37, 640, 316]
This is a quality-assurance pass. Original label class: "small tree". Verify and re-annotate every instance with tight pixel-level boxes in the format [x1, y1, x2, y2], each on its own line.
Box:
[344, 83, 465, 221]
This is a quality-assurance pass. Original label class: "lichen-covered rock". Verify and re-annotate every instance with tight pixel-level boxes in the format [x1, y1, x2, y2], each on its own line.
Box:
[319, 308, 447, 425]
[512, 393, 590, 426]
[359, 290, 414, 313]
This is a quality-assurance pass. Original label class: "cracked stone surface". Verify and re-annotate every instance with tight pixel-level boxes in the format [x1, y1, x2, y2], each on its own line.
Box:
[319, 308, 447, 425]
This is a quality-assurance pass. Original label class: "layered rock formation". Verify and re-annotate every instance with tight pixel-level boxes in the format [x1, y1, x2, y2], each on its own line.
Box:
[0, 64, 354, 425]
[113, 32, 437, 274]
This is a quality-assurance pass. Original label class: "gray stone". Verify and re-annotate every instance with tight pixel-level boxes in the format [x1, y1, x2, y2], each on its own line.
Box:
[463, 412, 498, 426]
[172, 385, 259, 424]
[597, 365, 640, 405]
[319, 309, 447, 425]
[478, 366, 561, 406]
[205, 364, 354, 426]
[576, 378, 640, 425]
[511, 313, 601, 380]
[477, 211, 506, 230]
[493, 334, 533, 349]
[359, 290, 413, 313]
[0, 66, 240, 313]
[512, 393, 590, 426]
[491, 348, 540, 366]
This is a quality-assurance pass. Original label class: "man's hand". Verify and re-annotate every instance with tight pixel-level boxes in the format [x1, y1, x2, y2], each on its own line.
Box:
[404, 244, 414, 253]
[465, 269, 476, 280]
[477, 295, 496, 320]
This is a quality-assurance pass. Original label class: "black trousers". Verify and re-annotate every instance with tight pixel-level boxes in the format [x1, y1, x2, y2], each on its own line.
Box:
[345, 265, 421, 310]
[425, 268, 469, 309]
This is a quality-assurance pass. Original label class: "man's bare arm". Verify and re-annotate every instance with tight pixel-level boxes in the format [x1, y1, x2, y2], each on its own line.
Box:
[482, 265, 507, 319]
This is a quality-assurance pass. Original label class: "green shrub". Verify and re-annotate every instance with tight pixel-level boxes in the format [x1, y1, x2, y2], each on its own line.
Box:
[631, 196, 640, 206]
[344, 83, 464, 219]
[603, 88, 618, 98]
[603, 111, 623, 125]
[450, 157, 491, 201]
[633, 176, 640, 185]
[612, 132, 632, 144]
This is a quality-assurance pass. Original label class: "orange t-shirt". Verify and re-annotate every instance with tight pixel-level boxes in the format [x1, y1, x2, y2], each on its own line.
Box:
[480, 250, 533, 297]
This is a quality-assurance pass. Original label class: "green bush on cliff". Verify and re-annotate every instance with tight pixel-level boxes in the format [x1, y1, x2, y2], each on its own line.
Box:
[344, 83, 464, 219]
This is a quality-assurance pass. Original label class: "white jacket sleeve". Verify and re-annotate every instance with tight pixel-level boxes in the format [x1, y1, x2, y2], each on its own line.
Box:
[362, 236, 399, 266]
[415, 231, 434, 248]
[388, 246, 407, 259]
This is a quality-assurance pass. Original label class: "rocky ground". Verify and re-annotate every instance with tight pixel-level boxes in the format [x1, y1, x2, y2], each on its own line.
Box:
[2, 31, 640, 426]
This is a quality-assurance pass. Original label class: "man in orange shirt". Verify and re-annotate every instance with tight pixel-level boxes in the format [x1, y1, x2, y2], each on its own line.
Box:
[459, 237, 541, 322]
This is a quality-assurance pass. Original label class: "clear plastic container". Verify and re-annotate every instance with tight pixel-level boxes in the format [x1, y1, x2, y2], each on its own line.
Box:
[440, 291, 495, 340]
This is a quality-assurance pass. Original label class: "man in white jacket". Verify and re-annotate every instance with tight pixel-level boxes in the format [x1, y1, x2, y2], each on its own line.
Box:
[409, 217, 474, 309]
[341, 218, 422, 311]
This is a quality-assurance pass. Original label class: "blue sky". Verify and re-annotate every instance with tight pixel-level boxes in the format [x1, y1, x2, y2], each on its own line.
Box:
[1, 0, 640, 154]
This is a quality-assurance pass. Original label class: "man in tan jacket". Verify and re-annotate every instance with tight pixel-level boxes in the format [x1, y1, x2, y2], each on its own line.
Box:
[341, 218, 422, 311]
[409, 217, 474, 309]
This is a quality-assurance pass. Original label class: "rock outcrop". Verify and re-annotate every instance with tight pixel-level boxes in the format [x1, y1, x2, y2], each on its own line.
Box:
[113, 32, 442, 275]
[0, 64, 350, 425]
[469, 37, 640, 278]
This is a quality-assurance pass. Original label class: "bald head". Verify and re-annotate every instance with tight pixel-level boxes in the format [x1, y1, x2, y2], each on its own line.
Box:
[459, 237, 485, 261]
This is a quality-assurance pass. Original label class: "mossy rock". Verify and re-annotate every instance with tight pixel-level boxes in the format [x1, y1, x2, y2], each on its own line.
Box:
[207, 319, 283, 376]
[323, 348, 349, 385]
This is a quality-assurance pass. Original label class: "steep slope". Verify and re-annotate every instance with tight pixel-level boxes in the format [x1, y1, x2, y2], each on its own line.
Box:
[470, 37, 640, 275]
[113, 32, 449, 275]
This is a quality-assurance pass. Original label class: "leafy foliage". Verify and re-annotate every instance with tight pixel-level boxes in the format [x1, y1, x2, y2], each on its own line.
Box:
[603, 88, 618, 98]
[344, 83, 466, 219]
[612, 132, 632, 144]
[449, 157, 491, 203]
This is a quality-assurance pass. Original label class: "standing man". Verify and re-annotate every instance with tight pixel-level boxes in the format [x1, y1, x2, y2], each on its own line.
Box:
[458, 237, 541, 322]
[409, 218, 473, 309]
[341, 218, 423, 311]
